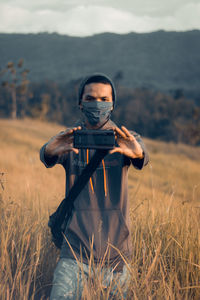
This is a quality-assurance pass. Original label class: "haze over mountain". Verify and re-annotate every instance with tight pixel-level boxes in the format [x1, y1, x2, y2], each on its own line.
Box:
[0, 30, 200, 95]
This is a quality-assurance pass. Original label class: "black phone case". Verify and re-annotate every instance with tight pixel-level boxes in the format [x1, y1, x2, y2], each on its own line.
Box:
[74, 130, 115, 149]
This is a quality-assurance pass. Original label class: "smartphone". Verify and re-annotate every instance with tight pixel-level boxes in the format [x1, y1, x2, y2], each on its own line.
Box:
[73, 130, 115, 149]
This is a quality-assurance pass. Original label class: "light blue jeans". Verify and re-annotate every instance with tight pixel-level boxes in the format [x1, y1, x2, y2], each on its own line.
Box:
[50, 258, 130, 299]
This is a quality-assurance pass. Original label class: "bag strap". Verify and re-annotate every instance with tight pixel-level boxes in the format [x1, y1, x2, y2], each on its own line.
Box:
[55, 149, 109, 228]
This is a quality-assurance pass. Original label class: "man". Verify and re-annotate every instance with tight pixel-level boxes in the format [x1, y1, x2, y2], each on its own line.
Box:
[40, 73, 149, 299]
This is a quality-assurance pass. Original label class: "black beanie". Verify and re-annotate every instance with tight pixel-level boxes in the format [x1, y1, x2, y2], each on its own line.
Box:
[78, 73, 116, 108]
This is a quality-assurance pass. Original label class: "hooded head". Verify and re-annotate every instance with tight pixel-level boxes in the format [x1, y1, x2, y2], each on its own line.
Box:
[78, 73, 116, 108]
[78, 73, 116, 127]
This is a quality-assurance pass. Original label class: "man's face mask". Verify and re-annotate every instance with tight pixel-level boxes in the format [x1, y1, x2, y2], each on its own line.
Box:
[81, 102, 113, 126]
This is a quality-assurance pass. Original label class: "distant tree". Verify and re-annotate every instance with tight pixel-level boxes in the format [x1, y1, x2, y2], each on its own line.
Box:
[173, 89, 184, 100]
[113, 70, 124, 88]
[187, 107, 200, 145]
[0, 59, 30, 119]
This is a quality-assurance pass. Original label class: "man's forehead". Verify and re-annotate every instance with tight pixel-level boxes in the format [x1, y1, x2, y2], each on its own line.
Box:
[83, 83, 112, 95]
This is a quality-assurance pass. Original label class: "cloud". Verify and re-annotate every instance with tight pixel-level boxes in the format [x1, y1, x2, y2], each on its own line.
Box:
[56, 6, 149, 36]
[0, 4, 32, 32]
[3, 0, 200, 16]
[175, 2, 200, 29]
[102, 0, 200, 17]
[0, 1, 200, 36]
[0, 4, 156, 35]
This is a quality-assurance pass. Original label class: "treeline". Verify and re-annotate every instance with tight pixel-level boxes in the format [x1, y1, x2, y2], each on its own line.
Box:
[0, 79, 200, 145]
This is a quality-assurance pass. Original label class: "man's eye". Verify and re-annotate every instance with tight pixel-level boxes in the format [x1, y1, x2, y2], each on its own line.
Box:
[86, 96, 95, 101]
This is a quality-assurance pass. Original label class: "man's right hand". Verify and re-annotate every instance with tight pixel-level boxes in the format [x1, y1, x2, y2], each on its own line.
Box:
[45, 126, 81, 157]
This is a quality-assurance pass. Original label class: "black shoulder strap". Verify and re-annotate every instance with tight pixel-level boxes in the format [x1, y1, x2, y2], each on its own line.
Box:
[55, 149, 109, 229]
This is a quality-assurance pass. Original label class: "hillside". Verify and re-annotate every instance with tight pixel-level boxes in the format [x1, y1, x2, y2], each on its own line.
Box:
[1, 118, 200, 207]
[0, 31, 200, 95]
[0, 118, 200, 299]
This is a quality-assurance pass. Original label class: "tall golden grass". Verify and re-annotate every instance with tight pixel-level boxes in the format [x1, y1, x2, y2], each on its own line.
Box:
[0, 119, 200, 299]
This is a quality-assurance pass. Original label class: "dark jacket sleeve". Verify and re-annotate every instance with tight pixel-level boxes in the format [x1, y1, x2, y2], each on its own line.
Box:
[40, 142, 68, 168]
[130, 132, 149, 170]
[40, 143, 59, 168]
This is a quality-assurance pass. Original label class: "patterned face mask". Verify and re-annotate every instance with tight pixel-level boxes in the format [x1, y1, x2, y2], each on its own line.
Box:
[82, 102, 113, 126]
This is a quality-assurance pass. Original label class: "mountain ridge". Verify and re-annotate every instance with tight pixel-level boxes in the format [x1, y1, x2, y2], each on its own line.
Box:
[0, 30, 200, 94]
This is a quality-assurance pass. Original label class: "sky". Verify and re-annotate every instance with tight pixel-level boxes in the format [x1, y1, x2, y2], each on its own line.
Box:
[0, 0, 200, 36]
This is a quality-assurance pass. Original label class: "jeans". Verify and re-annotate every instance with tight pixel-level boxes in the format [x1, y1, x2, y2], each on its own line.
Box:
[50, 258, 130, 299]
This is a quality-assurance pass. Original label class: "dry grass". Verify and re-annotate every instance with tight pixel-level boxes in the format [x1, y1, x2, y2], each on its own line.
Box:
[0, 118, 200, 299]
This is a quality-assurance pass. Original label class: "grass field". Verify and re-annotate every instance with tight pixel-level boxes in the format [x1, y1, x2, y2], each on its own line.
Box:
[0, 118, 200, 299]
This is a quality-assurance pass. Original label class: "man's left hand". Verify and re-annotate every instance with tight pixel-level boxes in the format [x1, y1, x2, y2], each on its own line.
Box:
[110, 126, 144, 159]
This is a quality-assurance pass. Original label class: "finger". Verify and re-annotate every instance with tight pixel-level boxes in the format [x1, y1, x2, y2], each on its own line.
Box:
[121, 126, 134, 138]
[60, 127, 81, 138]
[109, 147, 123, 155]
[60, 129, 74, 137]
[69, 126, 82, 136]
[112, 127, 118, 140]
[73, 126, 81, 131]
[114, 127, 126, 138]
[66, 126, 81, 133]
[71, 148, 79, 154]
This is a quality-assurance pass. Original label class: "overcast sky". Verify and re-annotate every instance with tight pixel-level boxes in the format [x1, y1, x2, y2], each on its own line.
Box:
[0, 0, 200, 36]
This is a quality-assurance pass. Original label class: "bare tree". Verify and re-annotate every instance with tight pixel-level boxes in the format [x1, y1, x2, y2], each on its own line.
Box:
[1, 59, 30, 119]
